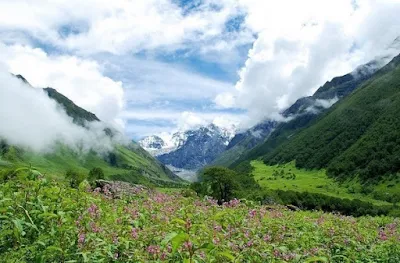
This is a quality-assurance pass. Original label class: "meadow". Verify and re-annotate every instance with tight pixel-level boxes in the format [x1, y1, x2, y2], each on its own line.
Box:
[251, 160, 399, 206]
[1, 169, 399, 262]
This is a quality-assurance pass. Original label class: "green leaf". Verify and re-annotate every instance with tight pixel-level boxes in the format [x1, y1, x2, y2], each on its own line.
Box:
[218, 251, 235, 261]
[171, 232, 189, 253]
[38, 212, 58, 219]
[12, 219, 24, 237]
[198, 242, 214, 251]
[46, 246, 63, 252]
[331, 255, 350, 262]
[162, 232, 178, 246]
[172, 218, 187, 226]
[305, 256, 329, 263]
[213, 211, 227, 221]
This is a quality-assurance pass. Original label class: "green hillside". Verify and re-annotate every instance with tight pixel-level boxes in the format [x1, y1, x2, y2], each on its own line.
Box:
[0, 143, 182, 186]
[261, 54, 400, 181]
[0, 76, 183, 186]
[228, 59, 379, 170]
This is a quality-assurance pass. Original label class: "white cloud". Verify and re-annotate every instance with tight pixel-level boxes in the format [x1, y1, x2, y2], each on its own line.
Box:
[215, 0, 400, 125]
[120, 109, 245, 138]
[0, 68, 124, 153]
[0, 0, 243, 56]
[0, 44, 124, 124]
[2, 0, 400, 137]
[100, 54, 234, 106]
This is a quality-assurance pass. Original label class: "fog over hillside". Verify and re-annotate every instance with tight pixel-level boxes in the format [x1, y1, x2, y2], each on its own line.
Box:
[0, 67, 126, 154]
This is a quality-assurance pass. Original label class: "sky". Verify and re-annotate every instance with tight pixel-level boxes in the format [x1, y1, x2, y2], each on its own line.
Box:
[1, 0, 400, 140]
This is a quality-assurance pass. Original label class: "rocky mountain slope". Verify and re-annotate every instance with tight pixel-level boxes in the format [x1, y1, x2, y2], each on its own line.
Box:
[212, 120, 276, 167]
[140, 124, 235, 171]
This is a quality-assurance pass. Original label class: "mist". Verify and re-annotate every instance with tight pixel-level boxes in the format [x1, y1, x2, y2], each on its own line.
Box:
[0, 68, 126, 154]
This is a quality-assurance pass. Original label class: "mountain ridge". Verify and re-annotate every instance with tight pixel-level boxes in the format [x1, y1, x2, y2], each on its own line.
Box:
[1, 75, 183, 184]
[140, 124, 235, 171]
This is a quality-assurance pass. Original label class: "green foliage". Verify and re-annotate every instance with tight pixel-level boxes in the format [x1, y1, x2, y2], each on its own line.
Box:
[0, 142, 183, 186]
[88, 167, 105, 182]
[192, 166, 260, 204]
[1, 171, 400, 262]
[65, 169, 86, 188]
[259, 190, 392, 217]
[260, 55, 400, 182]
[199, 167, 240, 204]
[251, 160, 400, 206]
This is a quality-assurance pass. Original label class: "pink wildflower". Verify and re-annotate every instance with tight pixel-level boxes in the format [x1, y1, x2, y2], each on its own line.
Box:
[131, 228, 139, 239]
[249, 209, 257, 218]
[87, 203, 99, 218]
[78, 233, 85, 247]
[147, 245, 161, 256]
[263, 234, 271, 242]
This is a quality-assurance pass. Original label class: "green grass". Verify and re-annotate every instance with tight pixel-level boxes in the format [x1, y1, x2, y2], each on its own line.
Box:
[251, 160, 397, 206]
[17, 146, 126, 179]
[3, 143, 182, 185]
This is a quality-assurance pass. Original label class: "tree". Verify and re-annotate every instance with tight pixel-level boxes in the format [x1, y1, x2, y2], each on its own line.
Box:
[88, 167, 105, 182]
[65, 170, 86, 188]
[200, 167, 239, 205]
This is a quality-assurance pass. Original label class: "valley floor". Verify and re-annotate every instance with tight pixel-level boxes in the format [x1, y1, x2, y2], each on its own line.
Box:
[251, 160, 400, 206]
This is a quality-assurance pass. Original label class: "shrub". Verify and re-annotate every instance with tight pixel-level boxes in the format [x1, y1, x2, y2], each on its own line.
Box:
[88, 167, 105, 182]
[65, 169, 86, 188]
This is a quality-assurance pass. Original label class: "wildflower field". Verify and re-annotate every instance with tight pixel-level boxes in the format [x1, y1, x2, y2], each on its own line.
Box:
[1, 173, 399, 262]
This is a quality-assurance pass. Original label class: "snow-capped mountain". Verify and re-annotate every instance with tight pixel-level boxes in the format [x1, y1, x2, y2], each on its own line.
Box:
[138, 135, 165, 150]
[139, 124, 236, 172]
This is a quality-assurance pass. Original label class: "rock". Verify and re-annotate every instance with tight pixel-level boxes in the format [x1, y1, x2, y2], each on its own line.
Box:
[94, 180, 148, 198]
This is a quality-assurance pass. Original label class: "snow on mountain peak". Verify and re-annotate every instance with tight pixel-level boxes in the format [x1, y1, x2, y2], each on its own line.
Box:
[138, 123, 237, 156]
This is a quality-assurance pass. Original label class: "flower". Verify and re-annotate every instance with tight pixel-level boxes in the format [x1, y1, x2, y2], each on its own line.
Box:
[87, 203, 100, 218]
[131, 228, 139, 239]
[249, 209, 257, 218]
[263, 234, 271, 242]
[147, 245, 161, 256]
[183, 241, 193, 250]
[379, 229, 388, 241]
[78, 233, 85, 247]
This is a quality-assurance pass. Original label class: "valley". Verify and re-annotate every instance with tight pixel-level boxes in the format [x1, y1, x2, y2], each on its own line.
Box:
[1, 1, 400, 262]
[251, 160, 399, 206]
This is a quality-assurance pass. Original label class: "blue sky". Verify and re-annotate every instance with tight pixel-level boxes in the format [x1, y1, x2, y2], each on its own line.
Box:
[0, 0, 399, 140]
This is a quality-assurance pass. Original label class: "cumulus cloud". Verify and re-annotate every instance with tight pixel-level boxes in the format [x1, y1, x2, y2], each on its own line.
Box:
[0, 69, 125, 153]
[215, 0, 400, 126]
[0, 43, 124, 125]
[2, 0, 400, 137]
[121, 109, 244, 138]
[0, 0, 245, 56]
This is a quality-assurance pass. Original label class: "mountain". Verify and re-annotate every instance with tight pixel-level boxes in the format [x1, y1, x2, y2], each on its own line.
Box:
[212, 120, 276, 167]
[45, 88, 100, 126]
[0, 75, 183, 185]
[141, 124, 235, 171]
[234, 53, 400, 182]
[283, 59, 385, 118]
[261, 53, 400, 181]
[138, 131, 188, 157]
[228, 54, 397, 169]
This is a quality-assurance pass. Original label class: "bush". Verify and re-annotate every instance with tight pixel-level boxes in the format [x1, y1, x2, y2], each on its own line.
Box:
[88, 167, 105, 182]
[192, 166, 260, 204]
[65, 170, 86, 188]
